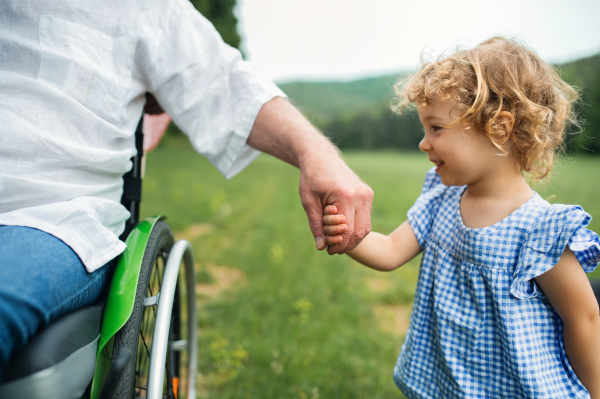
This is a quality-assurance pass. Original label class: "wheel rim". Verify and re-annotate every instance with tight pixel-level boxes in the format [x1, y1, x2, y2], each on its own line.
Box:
[133, 249, 183, 399]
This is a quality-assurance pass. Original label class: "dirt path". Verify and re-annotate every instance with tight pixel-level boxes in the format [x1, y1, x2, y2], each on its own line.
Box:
[195, 263, 245, 301]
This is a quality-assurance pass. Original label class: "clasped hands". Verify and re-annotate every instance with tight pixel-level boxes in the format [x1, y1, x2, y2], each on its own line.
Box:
[298, 154, 373, 255]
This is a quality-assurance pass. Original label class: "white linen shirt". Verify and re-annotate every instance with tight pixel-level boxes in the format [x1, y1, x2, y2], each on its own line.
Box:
[0, 0, 285, 272]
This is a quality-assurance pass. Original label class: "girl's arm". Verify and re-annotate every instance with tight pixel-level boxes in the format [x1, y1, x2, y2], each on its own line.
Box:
[323, 205, 422, 271]
[535, 247, 600, 398]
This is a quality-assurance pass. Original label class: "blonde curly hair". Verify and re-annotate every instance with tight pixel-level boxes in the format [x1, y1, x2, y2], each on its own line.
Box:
[393, 36, 579, 180]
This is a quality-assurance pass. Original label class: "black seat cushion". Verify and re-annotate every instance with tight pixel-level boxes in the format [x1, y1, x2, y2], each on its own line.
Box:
[2, 301, 104, 383]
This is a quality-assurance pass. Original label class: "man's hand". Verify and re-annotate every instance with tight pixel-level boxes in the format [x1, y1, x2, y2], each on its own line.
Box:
[299, 154, 373, 254]
[247, 97, 373, 254]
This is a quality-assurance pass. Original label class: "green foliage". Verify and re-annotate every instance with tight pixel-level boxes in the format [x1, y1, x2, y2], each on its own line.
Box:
[280, 74, 425, 151]
[281, 75, 423, 150]
[282, 74, 402, 122]
[140, 142, 600, 398]
[189, 0, 241, 49]
[209, 337, 249, 381]
[323, 103, 423, 150]
[290, 299, 314, 325]
[558, 54, 600, 154]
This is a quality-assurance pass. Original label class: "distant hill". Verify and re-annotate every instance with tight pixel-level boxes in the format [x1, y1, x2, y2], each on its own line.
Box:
[278, 54, 600, 153]
[279, 74, 402, 124]
[279, 73, 420, 150]
[559, 53, 600, 89]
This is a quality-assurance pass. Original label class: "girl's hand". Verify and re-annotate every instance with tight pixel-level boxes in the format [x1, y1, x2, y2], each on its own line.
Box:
[323, 205, 347, 246]
[323, 206, 421, 270]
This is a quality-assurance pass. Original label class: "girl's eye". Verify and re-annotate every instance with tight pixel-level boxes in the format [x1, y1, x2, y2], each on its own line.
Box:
[431, 126, 442, 132]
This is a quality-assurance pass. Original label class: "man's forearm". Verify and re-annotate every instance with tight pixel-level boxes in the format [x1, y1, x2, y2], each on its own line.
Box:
[246, 96, 339, 169]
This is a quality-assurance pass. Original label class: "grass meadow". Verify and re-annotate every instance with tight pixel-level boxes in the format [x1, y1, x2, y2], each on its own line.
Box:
[141, 138, 600, 399]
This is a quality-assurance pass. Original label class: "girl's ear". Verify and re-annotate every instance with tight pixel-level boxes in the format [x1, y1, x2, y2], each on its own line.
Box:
[496, 111, 515, 144]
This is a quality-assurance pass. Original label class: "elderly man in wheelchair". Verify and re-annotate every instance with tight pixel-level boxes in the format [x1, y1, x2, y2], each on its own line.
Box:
[0, 109, 199, 399]
[0, 1, 374, 398]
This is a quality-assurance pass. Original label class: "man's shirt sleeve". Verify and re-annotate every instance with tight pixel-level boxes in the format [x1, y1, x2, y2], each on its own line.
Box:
[138, 0, 286, 178]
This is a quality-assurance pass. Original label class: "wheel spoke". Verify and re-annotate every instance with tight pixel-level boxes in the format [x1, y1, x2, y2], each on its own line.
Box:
[140, 325, 152, 360]
[165, 350, 174, 396]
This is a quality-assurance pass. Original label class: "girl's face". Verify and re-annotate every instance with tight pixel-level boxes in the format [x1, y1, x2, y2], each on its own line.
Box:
[417, 98, 507, 187]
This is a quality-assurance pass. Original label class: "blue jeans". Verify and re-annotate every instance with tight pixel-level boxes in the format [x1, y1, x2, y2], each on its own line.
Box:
[0, 226, 115, 381]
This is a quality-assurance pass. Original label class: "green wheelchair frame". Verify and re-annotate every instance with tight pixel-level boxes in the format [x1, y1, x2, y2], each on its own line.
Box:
[91, 215, 198, 399]
[0, 114, 198, 399]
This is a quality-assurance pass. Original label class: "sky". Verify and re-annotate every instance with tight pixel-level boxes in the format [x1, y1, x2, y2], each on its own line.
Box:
[236, 0, 600, 83]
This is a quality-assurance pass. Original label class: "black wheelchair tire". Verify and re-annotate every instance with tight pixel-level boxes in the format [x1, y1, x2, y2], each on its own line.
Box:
[111, 220, 181, 399]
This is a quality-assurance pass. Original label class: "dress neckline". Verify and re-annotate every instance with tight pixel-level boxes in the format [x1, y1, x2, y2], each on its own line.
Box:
[456, 189, 541, 235]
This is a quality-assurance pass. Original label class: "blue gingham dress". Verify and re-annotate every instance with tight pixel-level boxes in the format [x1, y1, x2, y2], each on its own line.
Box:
[394, 169, 600, 399]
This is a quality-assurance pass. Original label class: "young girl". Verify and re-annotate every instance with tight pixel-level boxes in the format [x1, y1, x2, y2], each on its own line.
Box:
[323, 37, 600, 398]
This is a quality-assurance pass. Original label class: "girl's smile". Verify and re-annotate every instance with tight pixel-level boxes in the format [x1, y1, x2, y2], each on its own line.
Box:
[430, 159, 445, 172]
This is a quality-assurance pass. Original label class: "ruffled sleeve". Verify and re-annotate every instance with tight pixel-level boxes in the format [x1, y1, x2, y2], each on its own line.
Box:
[510, 204, 600, 299]
[407, 168, 448, 249]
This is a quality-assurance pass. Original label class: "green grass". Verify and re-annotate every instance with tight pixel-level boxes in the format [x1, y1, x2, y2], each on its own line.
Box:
[141, 139, 600, 398]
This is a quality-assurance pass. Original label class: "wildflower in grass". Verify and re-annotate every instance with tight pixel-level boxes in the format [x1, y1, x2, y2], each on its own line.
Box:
[295, 386, 320, 399]
[291, 299, 313, 324]
[270, 351, 285, 375]
[270, 244, 284, 262]
[209, 337, 248, 381]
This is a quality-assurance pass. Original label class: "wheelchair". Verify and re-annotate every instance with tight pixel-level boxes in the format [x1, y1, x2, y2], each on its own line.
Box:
[0, 115, 198, 399]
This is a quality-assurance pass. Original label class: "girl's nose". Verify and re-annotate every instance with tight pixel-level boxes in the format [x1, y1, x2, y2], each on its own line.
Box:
[419, 135, 431, 152]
